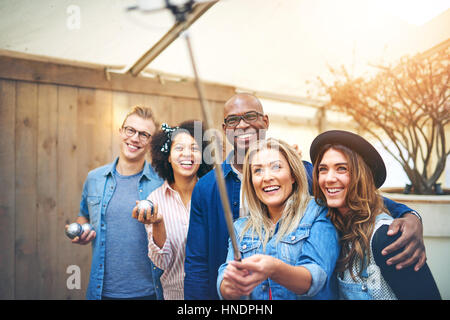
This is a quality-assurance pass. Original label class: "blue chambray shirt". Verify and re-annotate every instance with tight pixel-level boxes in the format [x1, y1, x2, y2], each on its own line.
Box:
[78, 157, 164, 300]
[184, 153, 313, 300]
[217, 199, 340, 300]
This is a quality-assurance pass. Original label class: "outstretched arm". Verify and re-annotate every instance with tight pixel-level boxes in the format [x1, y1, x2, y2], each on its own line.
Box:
[222, 255, 312, 297]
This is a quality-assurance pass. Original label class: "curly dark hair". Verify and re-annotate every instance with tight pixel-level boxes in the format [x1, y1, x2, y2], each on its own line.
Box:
[151, 120, 213, 184]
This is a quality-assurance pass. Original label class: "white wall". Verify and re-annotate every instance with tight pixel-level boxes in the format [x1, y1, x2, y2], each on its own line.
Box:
[381, 193, 450, 300]
[425, 237, 450, 299]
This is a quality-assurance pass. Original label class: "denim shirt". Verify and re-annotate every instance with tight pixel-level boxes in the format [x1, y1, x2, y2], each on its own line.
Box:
[184, 154, 316, 300]
[217, 199, 340, 300]
[78, 157, 164, 300]
[337, 213, 398, 300]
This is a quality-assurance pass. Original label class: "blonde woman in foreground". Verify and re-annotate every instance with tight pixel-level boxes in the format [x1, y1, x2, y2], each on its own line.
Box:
[217, 138, 339, 300]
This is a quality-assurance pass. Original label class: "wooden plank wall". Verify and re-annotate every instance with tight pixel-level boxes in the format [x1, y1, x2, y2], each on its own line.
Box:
[0, 54, 233, 299]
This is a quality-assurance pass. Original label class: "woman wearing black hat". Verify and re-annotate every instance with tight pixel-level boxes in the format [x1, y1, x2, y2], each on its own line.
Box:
[310, 130, 441, 300]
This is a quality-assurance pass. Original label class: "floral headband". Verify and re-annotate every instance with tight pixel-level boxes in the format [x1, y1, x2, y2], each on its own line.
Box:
[160, 123, 179, 154]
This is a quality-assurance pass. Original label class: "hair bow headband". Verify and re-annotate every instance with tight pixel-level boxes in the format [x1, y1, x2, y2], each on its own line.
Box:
[160, 123, 179, 153]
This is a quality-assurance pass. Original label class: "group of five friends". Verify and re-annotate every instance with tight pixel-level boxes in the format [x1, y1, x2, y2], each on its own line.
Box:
[68, 93, 440, 300]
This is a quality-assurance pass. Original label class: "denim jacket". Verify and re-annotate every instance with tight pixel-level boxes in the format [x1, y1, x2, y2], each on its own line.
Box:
[184, 153, 314, 300]
[217, 199, 340, 300]
[337, 213, 397, 300]
[78, 157, 164, 300]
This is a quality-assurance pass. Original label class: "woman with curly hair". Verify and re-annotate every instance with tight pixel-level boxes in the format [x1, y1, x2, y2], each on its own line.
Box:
[132, 120, 212, 300]
[310, 130, 440, 300]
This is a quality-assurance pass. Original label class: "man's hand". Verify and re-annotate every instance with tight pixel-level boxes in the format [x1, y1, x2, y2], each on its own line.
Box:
[382, 213, 426, 271]
[65, 224, 96, 245]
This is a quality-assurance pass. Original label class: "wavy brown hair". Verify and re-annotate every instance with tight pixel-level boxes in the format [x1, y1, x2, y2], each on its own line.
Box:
[312, 144, 387, 280]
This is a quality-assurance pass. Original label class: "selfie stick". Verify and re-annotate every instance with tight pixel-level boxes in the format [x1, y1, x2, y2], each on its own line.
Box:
[167, 2, 242, 261]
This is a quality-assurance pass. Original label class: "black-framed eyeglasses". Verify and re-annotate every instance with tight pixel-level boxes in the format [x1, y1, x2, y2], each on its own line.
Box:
[224, 111, 264, 128]
[122, 126, 152, 142]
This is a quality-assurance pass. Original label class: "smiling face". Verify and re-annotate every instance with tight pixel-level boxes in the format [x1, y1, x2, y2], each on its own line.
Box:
[119, 114, 156, 163]
[223, 94, 269, 161]
[250, 148, 295, 219]
[169, 132, 202, 181]
[318, 148, 351, 215]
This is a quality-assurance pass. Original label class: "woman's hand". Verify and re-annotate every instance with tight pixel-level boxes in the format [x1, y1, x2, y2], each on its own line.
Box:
[220, 261, 251, 299]
[220, 254, 278, 299]
[132, 200, 163, 225]
[132, 200, 166, 248]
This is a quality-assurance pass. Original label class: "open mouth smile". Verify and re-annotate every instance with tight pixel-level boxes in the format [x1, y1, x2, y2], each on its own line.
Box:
[263, 185, 280, 193]
[126, 143, 141, 151]
[235, 131, 256, 141]
[326, 187, 344, 195]
[180, 160, 194, 169]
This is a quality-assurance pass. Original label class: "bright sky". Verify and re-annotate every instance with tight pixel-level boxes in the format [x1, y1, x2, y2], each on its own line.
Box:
[376, 0, 450, 25]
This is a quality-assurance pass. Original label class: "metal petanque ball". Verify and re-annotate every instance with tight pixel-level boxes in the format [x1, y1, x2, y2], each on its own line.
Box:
[65, 222, 82, 239]
[81, 223, 94, 235]
[137, 199, 154, 216]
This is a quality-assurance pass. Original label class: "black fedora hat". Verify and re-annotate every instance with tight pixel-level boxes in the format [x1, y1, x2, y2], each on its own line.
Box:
[309, 130, 386, 188]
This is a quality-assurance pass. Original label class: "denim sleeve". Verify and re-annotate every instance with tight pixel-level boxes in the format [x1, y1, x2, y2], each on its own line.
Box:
[302, 160, 314, 195]
[216, 235, 236, 300]
[382, 196, 413, 219]
[296, 212, 340, 297]
[184, 183, 210, 300]
[78, 178, 90, 219]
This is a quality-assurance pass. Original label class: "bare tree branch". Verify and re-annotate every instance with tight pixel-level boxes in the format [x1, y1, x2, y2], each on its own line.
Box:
[318, 45, 450, 194]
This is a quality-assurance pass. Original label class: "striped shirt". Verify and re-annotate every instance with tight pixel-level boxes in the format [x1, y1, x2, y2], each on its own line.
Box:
[145, 181, 190, 300]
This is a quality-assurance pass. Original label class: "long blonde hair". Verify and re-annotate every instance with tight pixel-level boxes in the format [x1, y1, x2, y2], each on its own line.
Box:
[241, 138, 310, 249]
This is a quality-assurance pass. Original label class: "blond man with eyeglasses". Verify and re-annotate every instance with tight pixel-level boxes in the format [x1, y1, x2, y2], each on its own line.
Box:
[66, 106, 164, 300]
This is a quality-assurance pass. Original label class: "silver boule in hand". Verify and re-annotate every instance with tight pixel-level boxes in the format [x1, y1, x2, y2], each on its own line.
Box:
[137, 199, 154, 216]
[65, 222, 82, 239]
[81, 223, 94, 235]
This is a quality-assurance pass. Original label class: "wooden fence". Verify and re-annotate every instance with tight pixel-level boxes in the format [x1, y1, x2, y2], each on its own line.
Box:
[0, 51, 234, 299]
